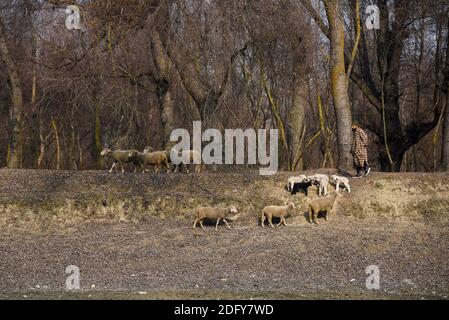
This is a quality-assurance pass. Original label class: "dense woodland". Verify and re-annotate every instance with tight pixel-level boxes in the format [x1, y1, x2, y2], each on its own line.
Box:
[0, 0, 449, 172]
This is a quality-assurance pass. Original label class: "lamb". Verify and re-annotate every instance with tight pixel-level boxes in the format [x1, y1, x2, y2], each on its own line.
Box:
[308, 193, 338, 224]
[330, 175, 351, 193]
[193, 206, 238, 230]
[261, 202, 296, 228]
[288, 181, 312, 196]
[306, 174, 329, 197]
[128, 150, 170, 173]
[100, 148, 139, 173]
[287, 175, 307, 191]
[171, 150, 202, 173]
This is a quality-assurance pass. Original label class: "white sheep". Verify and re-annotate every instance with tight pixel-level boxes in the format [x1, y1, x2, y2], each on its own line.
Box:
[306, 174, 329, 197]
[287, 175, 307, 191]
[330, 175, 351, 193]
[261, 202, 296, 228]
[100, 148, 139, 173]
[193, 206, 238, 230]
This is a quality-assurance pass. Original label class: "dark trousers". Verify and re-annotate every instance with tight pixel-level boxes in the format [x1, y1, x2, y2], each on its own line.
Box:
[356, 162, 370, 175]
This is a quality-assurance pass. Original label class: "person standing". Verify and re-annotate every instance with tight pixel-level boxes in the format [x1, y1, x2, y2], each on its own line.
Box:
[351, 123, 370, 177]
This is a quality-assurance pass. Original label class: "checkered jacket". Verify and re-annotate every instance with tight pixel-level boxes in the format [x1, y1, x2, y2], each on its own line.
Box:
[351, 127, 368, 167]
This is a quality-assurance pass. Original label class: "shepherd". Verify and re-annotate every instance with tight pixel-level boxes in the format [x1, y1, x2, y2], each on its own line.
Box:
[351, 123, 370, 177]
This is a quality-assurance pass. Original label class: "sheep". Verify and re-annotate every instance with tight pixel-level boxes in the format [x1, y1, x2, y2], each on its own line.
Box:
[287, 181, 312, 196]
[261, 202, 296, 228]
[330, 175, 351, 193]
[172, 149, 202, 173]
[100, 148, 139, 173]
[193, 206, 238, 230]
[308, 193, 338, 224]
[306, 174, 329, 197]
[128, 150, 170, 173]
[287, 175, 307, 191]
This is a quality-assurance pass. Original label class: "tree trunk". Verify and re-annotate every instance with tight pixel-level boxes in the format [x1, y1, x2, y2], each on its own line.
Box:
[0, 17, 23, 168]
[441, 21, 449, 171]
[51, 118, 61, 170]
[150, 29, 176, 149]
[443, 99, 449, 171]
[288, 48, 308, 171]
[288, 78, 307, 171]
[324, 0, 353, 172]
[91, 101, 103, 169]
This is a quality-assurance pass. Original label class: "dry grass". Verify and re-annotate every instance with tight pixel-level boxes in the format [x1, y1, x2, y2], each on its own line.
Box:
[0, 169, 448, 233]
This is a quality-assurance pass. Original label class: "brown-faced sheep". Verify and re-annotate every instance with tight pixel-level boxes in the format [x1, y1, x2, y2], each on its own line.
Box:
[261, 202, 296, 228]
[128, 150, 169, 173]
[308, 193, 338, 224]
[193, 206, 238, 230]
[101, 148, 139, 173]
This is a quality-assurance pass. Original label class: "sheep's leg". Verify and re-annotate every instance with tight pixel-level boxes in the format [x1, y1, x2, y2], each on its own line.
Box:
[109, 162, 117, 173]
[261, 214, 265, 228]
[282, 217, 287, 226]
[269, 216, 275, 229]
[324, 210, 329, 221]
[199, 220, 205, 230]
[336, 182, 339, 192]
[183, 163, 190, 173]
[313, 210, 319, 224]
[223, 219, 231, 230]
[120, 163, 125, 173]
[154, 164, 160, 173]
[215, 218, 220, 230]
[193, 219, 199, 229]
[346, 184, 351, 193]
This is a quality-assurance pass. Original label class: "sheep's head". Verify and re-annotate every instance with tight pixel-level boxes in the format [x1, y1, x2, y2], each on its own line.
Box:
[143, 146, 154, 153]
[287, 202, 296, 210]
[128, 150, 138, 158]
[306, 175, 320, 184]
[229, 205, 238, 214]
[100, 148, 111, 156]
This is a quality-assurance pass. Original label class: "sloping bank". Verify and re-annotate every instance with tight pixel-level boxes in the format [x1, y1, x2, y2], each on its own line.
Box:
[0, 169, 448, 232]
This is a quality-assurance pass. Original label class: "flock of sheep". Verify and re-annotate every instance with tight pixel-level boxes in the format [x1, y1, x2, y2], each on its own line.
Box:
[194, 173, 351, 230]
[101, 146, 351, 230]
[100, 147, 201, 173]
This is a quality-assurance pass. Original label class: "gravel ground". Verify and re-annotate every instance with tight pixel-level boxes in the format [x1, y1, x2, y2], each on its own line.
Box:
[0, 169, 448, 299]
[0, 217, 448, 299]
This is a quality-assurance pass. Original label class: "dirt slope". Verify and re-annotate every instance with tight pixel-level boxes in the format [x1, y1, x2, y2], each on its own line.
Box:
[0, 169, 448, 299]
